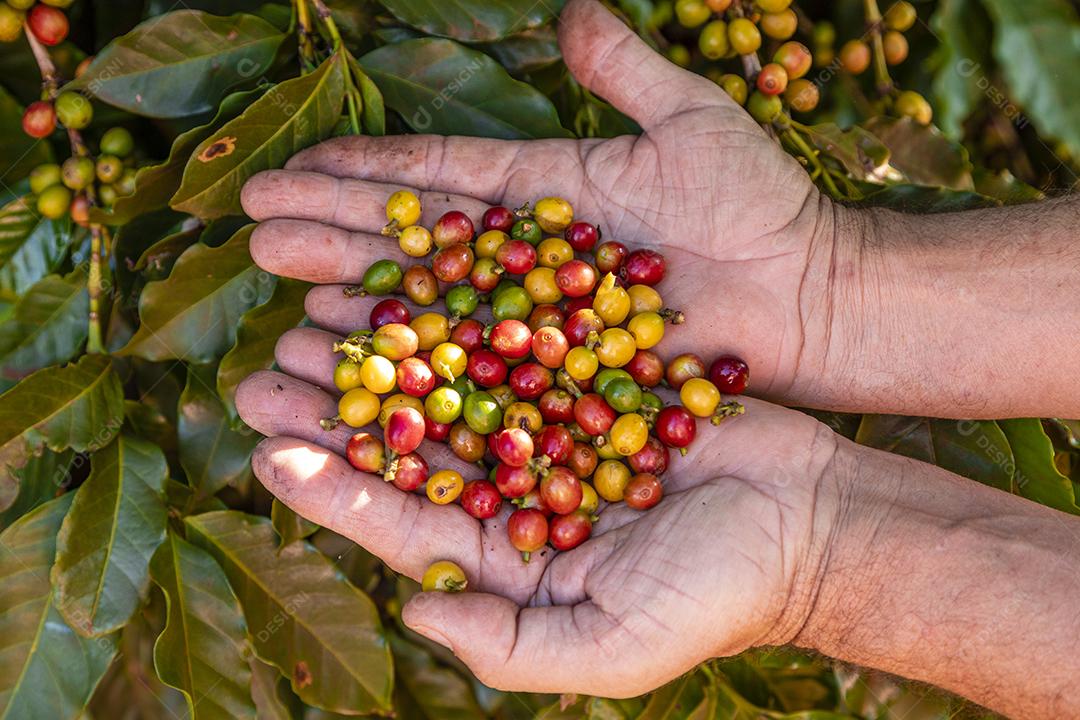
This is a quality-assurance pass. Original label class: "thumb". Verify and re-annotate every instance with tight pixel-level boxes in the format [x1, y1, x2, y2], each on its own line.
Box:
[558, 0, 725, 129]
[402, 591, 650, 696]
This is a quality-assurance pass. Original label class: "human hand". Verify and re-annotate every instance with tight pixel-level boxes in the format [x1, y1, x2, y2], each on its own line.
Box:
[240, 0, 846, 406]
[237, 351, 842, 695]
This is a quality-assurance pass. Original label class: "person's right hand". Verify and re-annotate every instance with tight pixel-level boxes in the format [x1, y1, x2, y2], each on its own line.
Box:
[241, 0, 847, 407]
[238, 352, 844, 696]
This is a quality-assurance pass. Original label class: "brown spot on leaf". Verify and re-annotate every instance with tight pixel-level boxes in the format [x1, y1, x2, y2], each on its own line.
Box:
[293, 661, 313, 688]
[198, 136, 237, 163]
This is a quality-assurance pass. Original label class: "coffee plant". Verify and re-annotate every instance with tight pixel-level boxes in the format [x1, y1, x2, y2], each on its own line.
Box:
[0, 0, 1076, 718]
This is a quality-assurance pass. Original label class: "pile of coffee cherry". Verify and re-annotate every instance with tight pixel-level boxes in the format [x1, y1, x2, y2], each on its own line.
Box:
[330, 191, 748, 566]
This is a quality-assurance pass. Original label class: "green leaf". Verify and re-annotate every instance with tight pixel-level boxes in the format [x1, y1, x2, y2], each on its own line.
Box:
[392, 635, 486, 720]
[0, 86, 53, 187]
[972, 167, 1045, 205]
[358, 39, 571, 139]
[217, 277, 310, 422]
[0, 196, 71, 300]
[480, 25, 562, 75]
[856, 415, 1013, 491]
[857, 183, 998, 212]
[378, 0, 564, 42]
[178, 363, 259, 499]
[67, 10, 284, 118]
[979, 0, 1080, 157]
[133, 226, 202, 280]
[150, 532, 257, 720]
[999, 419, 1080, 514]
[863, 117, 975, 190]
[0, 449, 72, 530]
[119, 225, 275, 363]
[348, 54, 386, 137]
[0, 355, 124, 511]
[0, 495, 118, 720]
[249, 655, 303, 720]
[799, 123, 891, 179]
[0, 271, 88, 391]
[93, 88, 267, 226]
[271, 499, 319, 547]
[171, 53, 347, 219]
[185, 510, 393, 715]
[52, 433, 169, 636]
[930, 0, 993, 139]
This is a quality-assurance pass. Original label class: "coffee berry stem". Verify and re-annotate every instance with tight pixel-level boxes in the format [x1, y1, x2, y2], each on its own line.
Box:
[25, 26, 105, 354]
[863, 0, 894, 95]
[710, 400, 746, 425]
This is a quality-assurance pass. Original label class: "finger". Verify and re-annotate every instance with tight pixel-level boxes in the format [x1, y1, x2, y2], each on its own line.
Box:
[304, 285, 493, 336]
[252, 436, 477, 579]
[285, 134, 596, 209]
[402, 591, 673, 697]
[236, 370, 477, 478]
[251, 219, 408, 284]
[274, 327, 342, 392]
[241, 171, 489, 232]
[253, 437, 547, 601]
[559, 0, 726, 129]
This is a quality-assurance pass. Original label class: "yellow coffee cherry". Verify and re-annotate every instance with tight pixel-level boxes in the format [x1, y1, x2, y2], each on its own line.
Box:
[610, 413, 648, 456]
[627, 285, 663, 315]
[627, 312, 665, 349]
[680, 377, 722, 417]
[334, 358, 364, 392]
[384, 190, 421, 230]
[524, 267, 563, 304]
[595, 328, 636, 368]
[411, 312, 451, 351]
[537, 237, 574, 268]
[422, 560, 467, 592]
[533, 196, 573, 234]
[360, 355, 397, 394]
[475, 229, 508, 258]
[594, 460, 631, 502]
[503, 401, 542, 432]
[398, 225, 433, 257]
[427, 470, 464, 505]
[593, 273, 630, 326]
[431, 342, 468, 380]
[339, 388, 380, 427]
[565, 346, 599, 381]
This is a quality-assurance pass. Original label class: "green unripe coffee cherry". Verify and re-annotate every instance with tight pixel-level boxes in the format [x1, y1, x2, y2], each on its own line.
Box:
[674, 0, 710, 28]
[362, 259, 403, 295]
[895, 90, 933, 125]
[665, 44, 691, 68]
[699, 20, 729, 60]
[100, 127, 135, 157]
[0, 5, 25, 42]
[37, 185, 72, 219]
[884, 1, 916, 31]
[812, 21, 836, 48]
[96, 155, 123, 184]
[492, 286, 533, 322]
[55, 92, 93, 130]
[61, 156, 95, 190]
[29, 164, 62, 194]
[446, 285, 479, 318]
[728, 18, 762, 55]
[747, 91, 783, 123]
[115, 169, 137, 196]
[718, 74, 748, 106]
[97, 184, 118, 206]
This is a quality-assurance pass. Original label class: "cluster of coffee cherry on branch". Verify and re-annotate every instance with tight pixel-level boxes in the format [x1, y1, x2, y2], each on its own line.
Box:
[328, 192, 749, 587]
